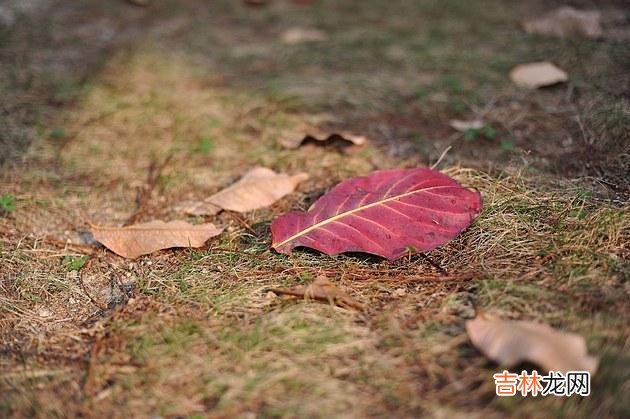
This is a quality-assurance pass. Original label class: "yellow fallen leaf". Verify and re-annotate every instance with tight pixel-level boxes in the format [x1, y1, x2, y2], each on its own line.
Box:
[183, 167, 308, 215]
[466, 314, 598, 374]
[509, 62, 568, 89]
[91, 220, 223, 259]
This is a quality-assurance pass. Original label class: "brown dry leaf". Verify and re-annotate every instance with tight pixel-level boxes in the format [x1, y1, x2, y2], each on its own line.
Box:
[177, 200, 222, 216]
[466, 314, 598, 374]
[280, 131, 367, 150]
[91, 220, 223, 259]
[449, 119, 485, 132]
[183, 167, 308, 215]
[266, 276, 364, 311]
[281, 27, 328, 44]
[509, 62, 568, 89]
[523, 6, 603, 39]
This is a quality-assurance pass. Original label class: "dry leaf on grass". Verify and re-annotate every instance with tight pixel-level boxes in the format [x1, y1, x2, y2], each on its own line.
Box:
[466, 314, 598, 374]
[509, 62, 568, 89]
[177, 200, 222, 217]
[91, 220, 223, 259]
[181, 167, 308, 215]
[449, 119, 485, 132]
[279, 131, 368, 151]
[266, 276, 363, 311]
[281, 27, 328, 44]
[523, 6, 602, 39]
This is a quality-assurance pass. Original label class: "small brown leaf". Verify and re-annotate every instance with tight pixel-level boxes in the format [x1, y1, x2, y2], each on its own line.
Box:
[281, 27, 328, 44]
[182, 167, 308, 215]
[266, 276, 363, 311]
[466, 314, 598, 374]
[523, 7, 603, 39]
[509, 62, 568, 89]
[449, 119, 485, 132]
[280, 131, 367, 151]
[177, 201, 222, 216]
[91, 220, 223, 259]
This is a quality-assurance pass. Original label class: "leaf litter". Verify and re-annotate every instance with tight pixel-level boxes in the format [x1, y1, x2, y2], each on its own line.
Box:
[449, 119, 485, 132]
[522, 6, 603, 39]
[279, 131, 368, 151]
[179, 167, 309, 216]
[265, 276, 364, 311]
[4, 19, 628, 416]
[281, 27, 328, 44]
[466, 314, 598, 374]
[91, 220, 223, 259]
[509, 61, 568, 89]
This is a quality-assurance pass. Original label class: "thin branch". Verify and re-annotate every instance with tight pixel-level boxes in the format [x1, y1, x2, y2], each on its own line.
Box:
[431, 145, 452, 170]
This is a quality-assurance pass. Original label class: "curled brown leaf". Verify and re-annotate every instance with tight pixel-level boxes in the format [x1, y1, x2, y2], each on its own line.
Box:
[266, 276, 364, 311]
[279, 131, 367, 151]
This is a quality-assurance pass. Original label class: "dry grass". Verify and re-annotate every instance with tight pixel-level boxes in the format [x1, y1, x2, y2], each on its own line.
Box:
[1, 48, 628, 418]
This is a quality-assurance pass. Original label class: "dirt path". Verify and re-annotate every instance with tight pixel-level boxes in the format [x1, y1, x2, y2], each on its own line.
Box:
[1, 1, 628, 417]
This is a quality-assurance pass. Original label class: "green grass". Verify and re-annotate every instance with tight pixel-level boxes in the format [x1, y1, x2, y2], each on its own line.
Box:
[0, 194, 15, 214]
[61, 255, 88, 271]
[49, 128, 67, 139]
[193, 136, 215, 154]
[463, 126, 497, 141]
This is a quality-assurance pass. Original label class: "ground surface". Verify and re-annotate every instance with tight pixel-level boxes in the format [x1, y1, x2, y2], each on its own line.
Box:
[1, 0, 629, 417]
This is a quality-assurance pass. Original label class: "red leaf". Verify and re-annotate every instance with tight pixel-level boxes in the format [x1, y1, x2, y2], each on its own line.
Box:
[271, 168, 482, 260]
